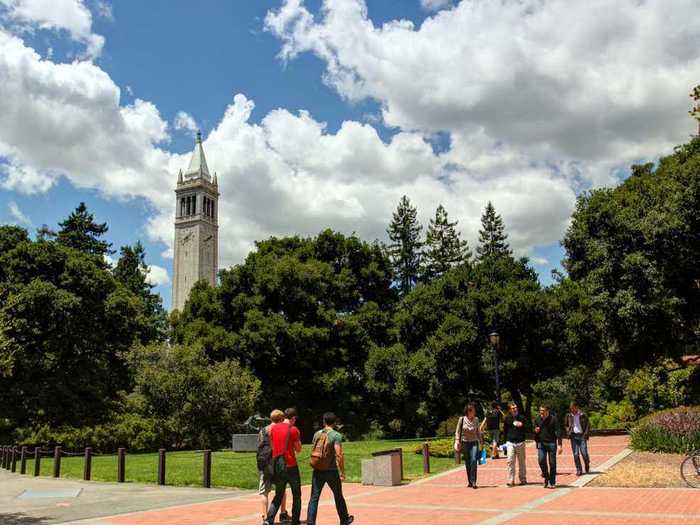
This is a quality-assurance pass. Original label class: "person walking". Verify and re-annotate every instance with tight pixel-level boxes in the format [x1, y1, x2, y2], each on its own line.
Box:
[264, 408, 302, 525]
[454, 403, 483, 489]
[564, 401, 591, 476]
[503, 402, 527, 486]
[534, 405, 562, 488]
[480, 401, 505, 459]
[256, 410, 290, 523]
[306, 412, 354, 525]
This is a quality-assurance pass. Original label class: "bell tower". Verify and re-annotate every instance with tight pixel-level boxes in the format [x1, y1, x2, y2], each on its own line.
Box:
[172, 131, 219, 311]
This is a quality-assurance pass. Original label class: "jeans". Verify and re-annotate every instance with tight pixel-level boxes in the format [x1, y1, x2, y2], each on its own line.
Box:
[306, 469, 349, 525]
[266, 466, 301, 524]
[537, 441, 557, 486]
[506, 441, 527, 484]
[570, 433, 590, 473]
[462, 441, 479, 485]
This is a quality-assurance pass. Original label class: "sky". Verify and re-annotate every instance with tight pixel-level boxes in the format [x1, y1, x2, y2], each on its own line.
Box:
[0, 0, 698, 310]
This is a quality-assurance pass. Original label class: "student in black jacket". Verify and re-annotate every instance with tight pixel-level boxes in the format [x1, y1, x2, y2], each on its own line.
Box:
[533, 405, 562, 488]
[503, 402, 527, 486]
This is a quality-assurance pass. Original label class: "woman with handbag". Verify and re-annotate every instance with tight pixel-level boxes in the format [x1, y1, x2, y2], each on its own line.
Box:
[454, 403, 484, 489]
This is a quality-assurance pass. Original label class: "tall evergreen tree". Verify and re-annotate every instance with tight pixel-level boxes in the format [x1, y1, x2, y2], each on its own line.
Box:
[387, 195, 423, 295]
[476, 201, 512, 260]
[422, 204, 471, 280]
[114, 241, 168, 342]
[56, 202, 113, 257]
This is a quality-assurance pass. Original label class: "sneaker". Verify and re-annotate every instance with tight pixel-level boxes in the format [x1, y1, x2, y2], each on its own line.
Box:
[549, 484, 556, 489]
[585, 463, 590, 474]
[543, 480, 548, 488]
[279, 511, 291, 522]
[576, 470, 582, 476]
[343, 516, 354, 525]
[472, 484, 478, 489]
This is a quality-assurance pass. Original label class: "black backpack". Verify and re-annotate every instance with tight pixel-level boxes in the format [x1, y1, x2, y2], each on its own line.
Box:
[256, 427, 274, 480]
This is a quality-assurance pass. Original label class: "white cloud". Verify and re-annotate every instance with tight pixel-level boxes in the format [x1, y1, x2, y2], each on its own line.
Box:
[265, 0, 700, 187]
[530, 256, 549, 266]
[146, 264, 170, 287]
[7, 200, 31, 226]
[420, 0, 451, 12]
[0, 0, 104, 58]
[173, 111, 198, 134]
[94, 0, 112, 21]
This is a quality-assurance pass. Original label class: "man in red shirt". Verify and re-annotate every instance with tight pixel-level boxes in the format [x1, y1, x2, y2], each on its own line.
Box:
[264, 408, 302, 525]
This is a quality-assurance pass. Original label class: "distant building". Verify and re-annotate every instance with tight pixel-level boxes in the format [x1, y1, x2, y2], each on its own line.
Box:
[172, 132, 219, 311]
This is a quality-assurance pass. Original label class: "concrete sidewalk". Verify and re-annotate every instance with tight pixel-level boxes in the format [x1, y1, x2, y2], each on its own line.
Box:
[0, 469, 249, 524]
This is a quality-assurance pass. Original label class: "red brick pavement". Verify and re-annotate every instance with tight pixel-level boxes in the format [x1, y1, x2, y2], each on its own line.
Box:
[70, 436, 700, 525]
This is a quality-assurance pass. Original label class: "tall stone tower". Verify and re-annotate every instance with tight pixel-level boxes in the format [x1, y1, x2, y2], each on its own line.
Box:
[172, 131, 219, 311]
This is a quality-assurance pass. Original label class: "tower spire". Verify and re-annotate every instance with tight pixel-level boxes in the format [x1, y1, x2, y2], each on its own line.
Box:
[183, 130, 210, 180]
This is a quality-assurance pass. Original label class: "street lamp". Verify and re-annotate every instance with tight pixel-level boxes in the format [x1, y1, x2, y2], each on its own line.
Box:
[488, 331, 501, 402]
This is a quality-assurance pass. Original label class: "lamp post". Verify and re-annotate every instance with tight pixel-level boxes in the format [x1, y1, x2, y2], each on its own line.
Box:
[489, 331, 501, 402]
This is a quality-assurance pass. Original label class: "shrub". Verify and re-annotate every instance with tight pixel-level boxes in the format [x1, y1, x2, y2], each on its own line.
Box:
[414, 438, 492, 458]
[436, 416, 461, 438]
[589, 400, 637, 429]
[630, 406, 700, 454]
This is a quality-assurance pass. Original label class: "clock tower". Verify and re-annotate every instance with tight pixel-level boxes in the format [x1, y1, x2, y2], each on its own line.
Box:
[172, 131, 219, 311]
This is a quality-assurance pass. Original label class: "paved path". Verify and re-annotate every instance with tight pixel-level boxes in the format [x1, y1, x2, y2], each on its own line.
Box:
[4, 436, 700, 524]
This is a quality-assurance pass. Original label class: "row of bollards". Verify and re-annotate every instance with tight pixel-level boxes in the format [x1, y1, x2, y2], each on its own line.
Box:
[1, 445, 213, 488]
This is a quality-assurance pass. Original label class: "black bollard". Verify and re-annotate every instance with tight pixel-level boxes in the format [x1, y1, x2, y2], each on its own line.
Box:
[83, 447, 92, 481]
[117, 448, 126, 483]
[203, 450, 211, 488]
[20, 446, 27, 474]
[53, 446, 61, 478]
[157, 449, 166, 485]
[34, 448, 41, 476]
[422, 442, 430, 474]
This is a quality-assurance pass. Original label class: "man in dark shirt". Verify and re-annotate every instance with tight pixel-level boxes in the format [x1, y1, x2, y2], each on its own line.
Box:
[533, 405, 562, 488]
[503, 402, 527, 485]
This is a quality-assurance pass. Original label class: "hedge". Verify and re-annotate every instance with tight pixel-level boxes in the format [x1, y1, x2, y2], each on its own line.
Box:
[630, 406, 700, 454]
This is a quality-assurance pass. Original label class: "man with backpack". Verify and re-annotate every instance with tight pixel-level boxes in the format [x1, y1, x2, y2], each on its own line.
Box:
[306, 412, 354, 525]
[256, 409, 290, 523]
[264, 408, 302, 525]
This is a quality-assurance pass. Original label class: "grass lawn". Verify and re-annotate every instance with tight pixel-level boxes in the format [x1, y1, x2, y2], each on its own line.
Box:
[23, 440, 458, 490]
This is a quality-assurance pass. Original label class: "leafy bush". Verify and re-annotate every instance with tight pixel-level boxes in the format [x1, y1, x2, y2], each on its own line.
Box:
[630, 406, 700, 453]
[436, 416, 461, 438]
[413, 438, 492, 458]
[624, 359, 696, 416]
[14, 412, 168, 452]
[589, 400, 637, 429]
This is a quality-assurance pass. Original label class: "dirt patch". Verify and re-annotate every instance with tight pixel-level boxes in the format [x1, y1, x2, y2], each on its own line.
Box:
[590, 451, 687, 488]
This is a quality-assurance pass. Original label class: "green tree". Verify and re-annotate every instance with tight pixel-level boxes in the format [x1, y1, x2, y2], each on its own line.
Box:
[127, 343, 260, 449]
[563, 138, 700, 369]
[56, 202, 113, 258]
[422, 204, 470, 281]
[476, 201, 512, 260]
[113, 242, 168, 342]
[387, 195, 423, 295]
[174, 229, 396, 437]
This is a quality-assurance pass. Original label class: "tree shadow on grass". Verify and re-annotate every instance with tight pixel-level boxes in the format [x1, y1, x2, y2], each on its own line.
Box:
[0, 513, 52, 524]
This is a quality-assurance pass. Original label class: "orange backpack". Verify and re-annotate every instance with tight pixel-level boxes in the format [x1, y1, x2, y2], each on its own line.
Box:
[309, 430, 334, 470]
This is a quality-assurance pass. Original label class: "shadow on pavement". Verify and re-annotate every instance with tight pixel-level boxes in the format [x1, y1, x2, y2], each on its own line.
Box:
[0, 513, 51, 524]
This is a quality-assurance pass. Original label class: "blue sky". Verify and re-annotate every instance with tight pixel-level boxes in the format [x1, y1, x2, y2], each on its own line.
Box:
[1, 0, 697, 309]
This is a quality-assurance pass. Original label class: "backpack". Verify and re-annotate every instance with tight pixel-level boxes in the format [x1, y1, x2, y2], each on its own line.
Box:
[256, 427, 274, 480]
[272, 424, 292, 482]
[309, 429, 334, 471]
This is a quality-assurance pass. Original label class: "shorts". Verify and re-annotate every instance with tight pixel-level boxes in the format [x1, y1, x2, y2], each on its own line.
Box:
[258, 470, 271, 496]
[489, 429, 500, 444]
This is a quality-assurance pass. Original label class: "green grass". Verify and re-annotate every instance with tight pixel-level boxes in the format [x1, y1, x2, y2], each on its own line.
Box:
[23, 440, 458, 490]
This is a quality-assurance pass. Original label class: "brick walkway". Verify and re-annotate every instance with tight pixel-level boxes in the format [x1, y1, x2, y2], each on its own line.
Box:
[67, 436, 700, 524]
